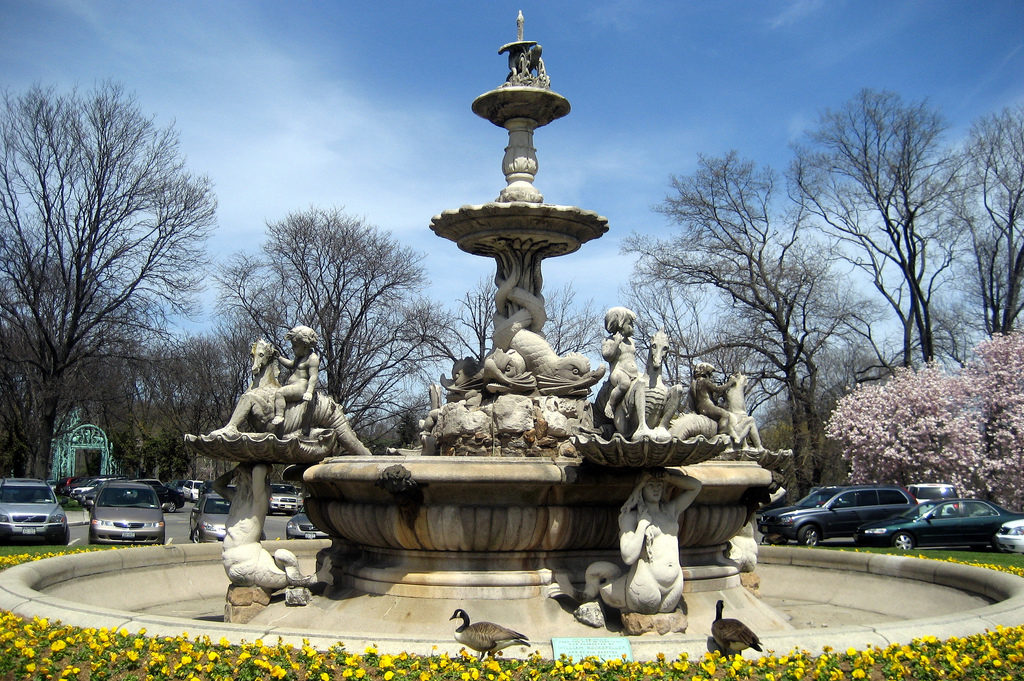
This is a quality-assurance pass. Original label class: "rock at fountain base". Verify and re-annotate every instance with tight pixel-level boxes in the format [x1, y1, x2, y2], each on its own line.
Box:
[285, 586, 313, 606]
[573, 601, 606, 628]
[224, 584, 273, 624]
[741, 571, 761, 596]
[621, 611, 688, 635]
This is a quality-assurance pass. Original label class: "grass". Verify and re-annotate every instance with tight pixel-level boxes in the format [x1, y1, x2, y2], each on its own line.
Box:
[0, 544, 108, 557]
[60, 499, 83, 511]
[823, 544, 1024, 570]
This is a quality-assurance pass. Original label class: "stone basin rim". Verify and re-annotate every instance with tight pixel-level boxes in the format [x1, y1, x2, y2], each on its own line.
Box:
[305, 455, 770, 484]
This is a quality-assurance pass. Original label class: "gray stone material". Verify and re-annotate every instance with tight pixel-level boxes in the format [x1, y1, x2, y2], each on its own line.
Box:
[285, 587, 312, 606]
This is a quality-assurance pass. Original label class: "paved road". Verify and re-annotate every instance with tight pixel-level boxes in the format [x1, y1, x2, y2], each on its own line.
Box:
[66, 501, 293, 547]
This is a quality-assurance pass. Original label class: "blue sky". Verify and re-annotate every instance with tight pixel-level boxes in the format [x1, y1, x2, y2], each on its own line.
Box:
[3, 1, 1024, 328]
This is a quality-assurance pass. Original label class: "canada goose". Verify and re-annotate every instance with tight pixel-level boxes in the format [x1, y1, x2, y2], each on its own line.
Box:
[449, 608, 530, 660]
[711, 599, 763, 654]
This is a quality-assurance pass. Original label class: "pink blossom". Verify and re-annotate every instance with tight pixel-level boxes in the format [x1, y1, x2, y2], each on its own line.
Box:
[827, 333, 1024, 509]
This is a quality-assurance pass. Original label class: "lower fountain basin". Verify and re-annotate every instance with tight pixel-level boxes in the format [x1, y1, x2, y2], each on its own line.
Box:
[1, 544, 1022, 661]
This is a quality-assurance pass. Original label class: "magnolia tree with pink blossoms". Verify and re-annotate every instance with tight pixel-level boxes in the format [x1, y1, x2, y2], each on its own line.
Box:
[827, 333, 1024, 509]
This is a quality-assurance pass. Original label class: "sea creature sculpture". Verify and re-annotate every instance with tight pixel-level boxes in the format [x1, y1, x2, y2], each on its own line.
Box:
[215, 463, 316, 591]
[580, 470, 702, 615]
[595, 327, 682, 440]
[722, 372, 765, 451]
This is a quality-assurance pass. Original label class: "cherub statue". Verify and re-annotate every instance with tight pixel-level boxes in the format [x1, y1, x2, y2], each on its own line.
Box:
[601, 307, 639, 419]
[272, 325, 320, 427]
[689, 362, 741, 441]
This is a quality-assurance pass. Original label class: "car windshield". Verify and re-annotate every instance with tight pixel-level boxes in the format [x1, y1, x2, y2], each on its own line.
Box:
[271, 485, 296, 494]
[794, 489, 839, 508]
[204, 497, 231, 514]
[96, 487, 159, 509]
[0, 485, 56, 504]
[914, 486, 956, 500]
[895, 501, 942, 520]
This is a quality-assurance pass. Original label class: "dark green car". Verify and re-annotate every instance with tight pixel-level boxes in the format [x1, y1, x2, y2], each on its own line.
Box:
[855, 498, 1024, 550]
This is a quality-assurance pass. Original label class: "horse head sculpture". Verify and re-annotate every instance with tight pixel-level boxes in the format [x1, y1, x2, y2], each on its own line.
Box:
[249, 338, 280, 389]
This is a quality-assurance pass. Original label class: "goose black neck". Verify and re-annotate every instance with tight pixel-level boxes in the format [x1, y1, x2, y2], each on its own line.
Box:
[454, 609, 470, 631]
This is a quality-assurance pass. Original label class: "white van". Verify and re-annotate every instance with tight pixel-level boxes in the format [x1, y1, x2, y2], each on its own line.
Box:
[907, 483, 959, 501]
[181, 480, 204, 502]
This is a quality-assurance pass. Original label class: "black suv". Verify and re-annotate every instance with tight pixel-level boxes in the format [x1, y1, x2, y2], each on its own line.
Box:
[757, 484, 916, 546]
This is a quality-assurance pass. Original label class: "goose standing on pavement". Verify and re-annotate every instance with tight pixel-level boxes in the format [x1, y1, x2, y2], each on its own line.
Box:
[711, 599, 763, 654]
[449, 608, 530, 660]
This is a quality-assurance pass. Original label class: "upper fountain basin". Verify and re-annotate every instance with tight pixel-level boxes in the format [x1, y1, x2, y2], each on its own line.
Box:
[430, 202, 609, 258]
[472, 87, 570, 128]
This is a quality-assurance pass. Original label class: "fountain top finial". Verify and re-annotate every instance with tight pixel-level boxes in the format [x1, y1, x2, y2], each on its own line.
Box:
[474, 12, 568, 129]
[496, 12, 550, 90]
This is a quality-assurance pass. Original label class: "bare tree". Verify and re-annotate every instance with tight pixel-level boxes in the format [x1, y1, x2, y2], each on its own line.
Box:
[792, 89, 963, 367]
[954, 105, 1024, 335]
[627, 152, 858, 491]
[624, 277, 756, 388]
[437, 277, 602, 367]
[0, 83, 216, 478]
[541, 282, 603, 356]
[438, 277, 493, 365]
[216, 206, 449, 432]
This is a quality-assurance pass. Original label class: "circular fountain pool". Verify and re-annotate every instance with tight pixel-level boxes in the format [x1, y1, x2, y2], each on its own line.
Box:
[2, 543, 1022, 661]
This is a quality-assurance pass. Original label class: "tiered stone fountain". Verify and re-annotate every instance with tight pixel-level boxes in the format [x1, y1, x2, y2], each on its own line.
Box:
[187, 13, 780, 643]
[6, 16, 1024, 664]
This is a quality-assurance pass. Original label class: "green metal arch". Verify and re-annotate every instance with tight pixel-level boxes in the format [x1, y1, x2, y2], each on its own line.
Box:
[51, 423, 116, 479]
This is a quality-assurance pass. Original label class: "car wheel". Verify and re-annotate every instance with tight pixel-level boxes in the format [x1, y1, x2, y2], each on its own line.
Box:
[797, 525, 821, 546]
[892, 531, 915, 550]
[60, 528, 70, 546]
[190, 527, 200, 543]
[162, 502, 175, 513]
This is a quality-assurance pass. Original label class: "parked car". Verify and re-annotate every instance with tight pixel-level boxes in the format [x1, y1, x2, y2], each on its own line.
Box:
[133, 479, 185, 513]
[0, 478, 70, 545]
[269, 484, 301, 515]
[756, 484, 916, 546]
[907, 483, 959, 501]
[857, 498, 1024, 550]
[286, 510, 328, 539]
[189, 492, 231, 542]
[994, 518, 1024, 553]
[181, 480, 204, 502]
[88, 481, 165, 545]
[89, 481, 164, 544]
[73, 476, 125, 505]
[69, 476, 101, 502]
[55, 476, 88, 498]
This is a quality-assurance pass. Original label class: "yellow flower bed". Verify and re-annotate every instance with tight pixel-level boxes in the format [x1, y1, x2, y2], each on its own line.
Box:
[0, 550, 1022, 680]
